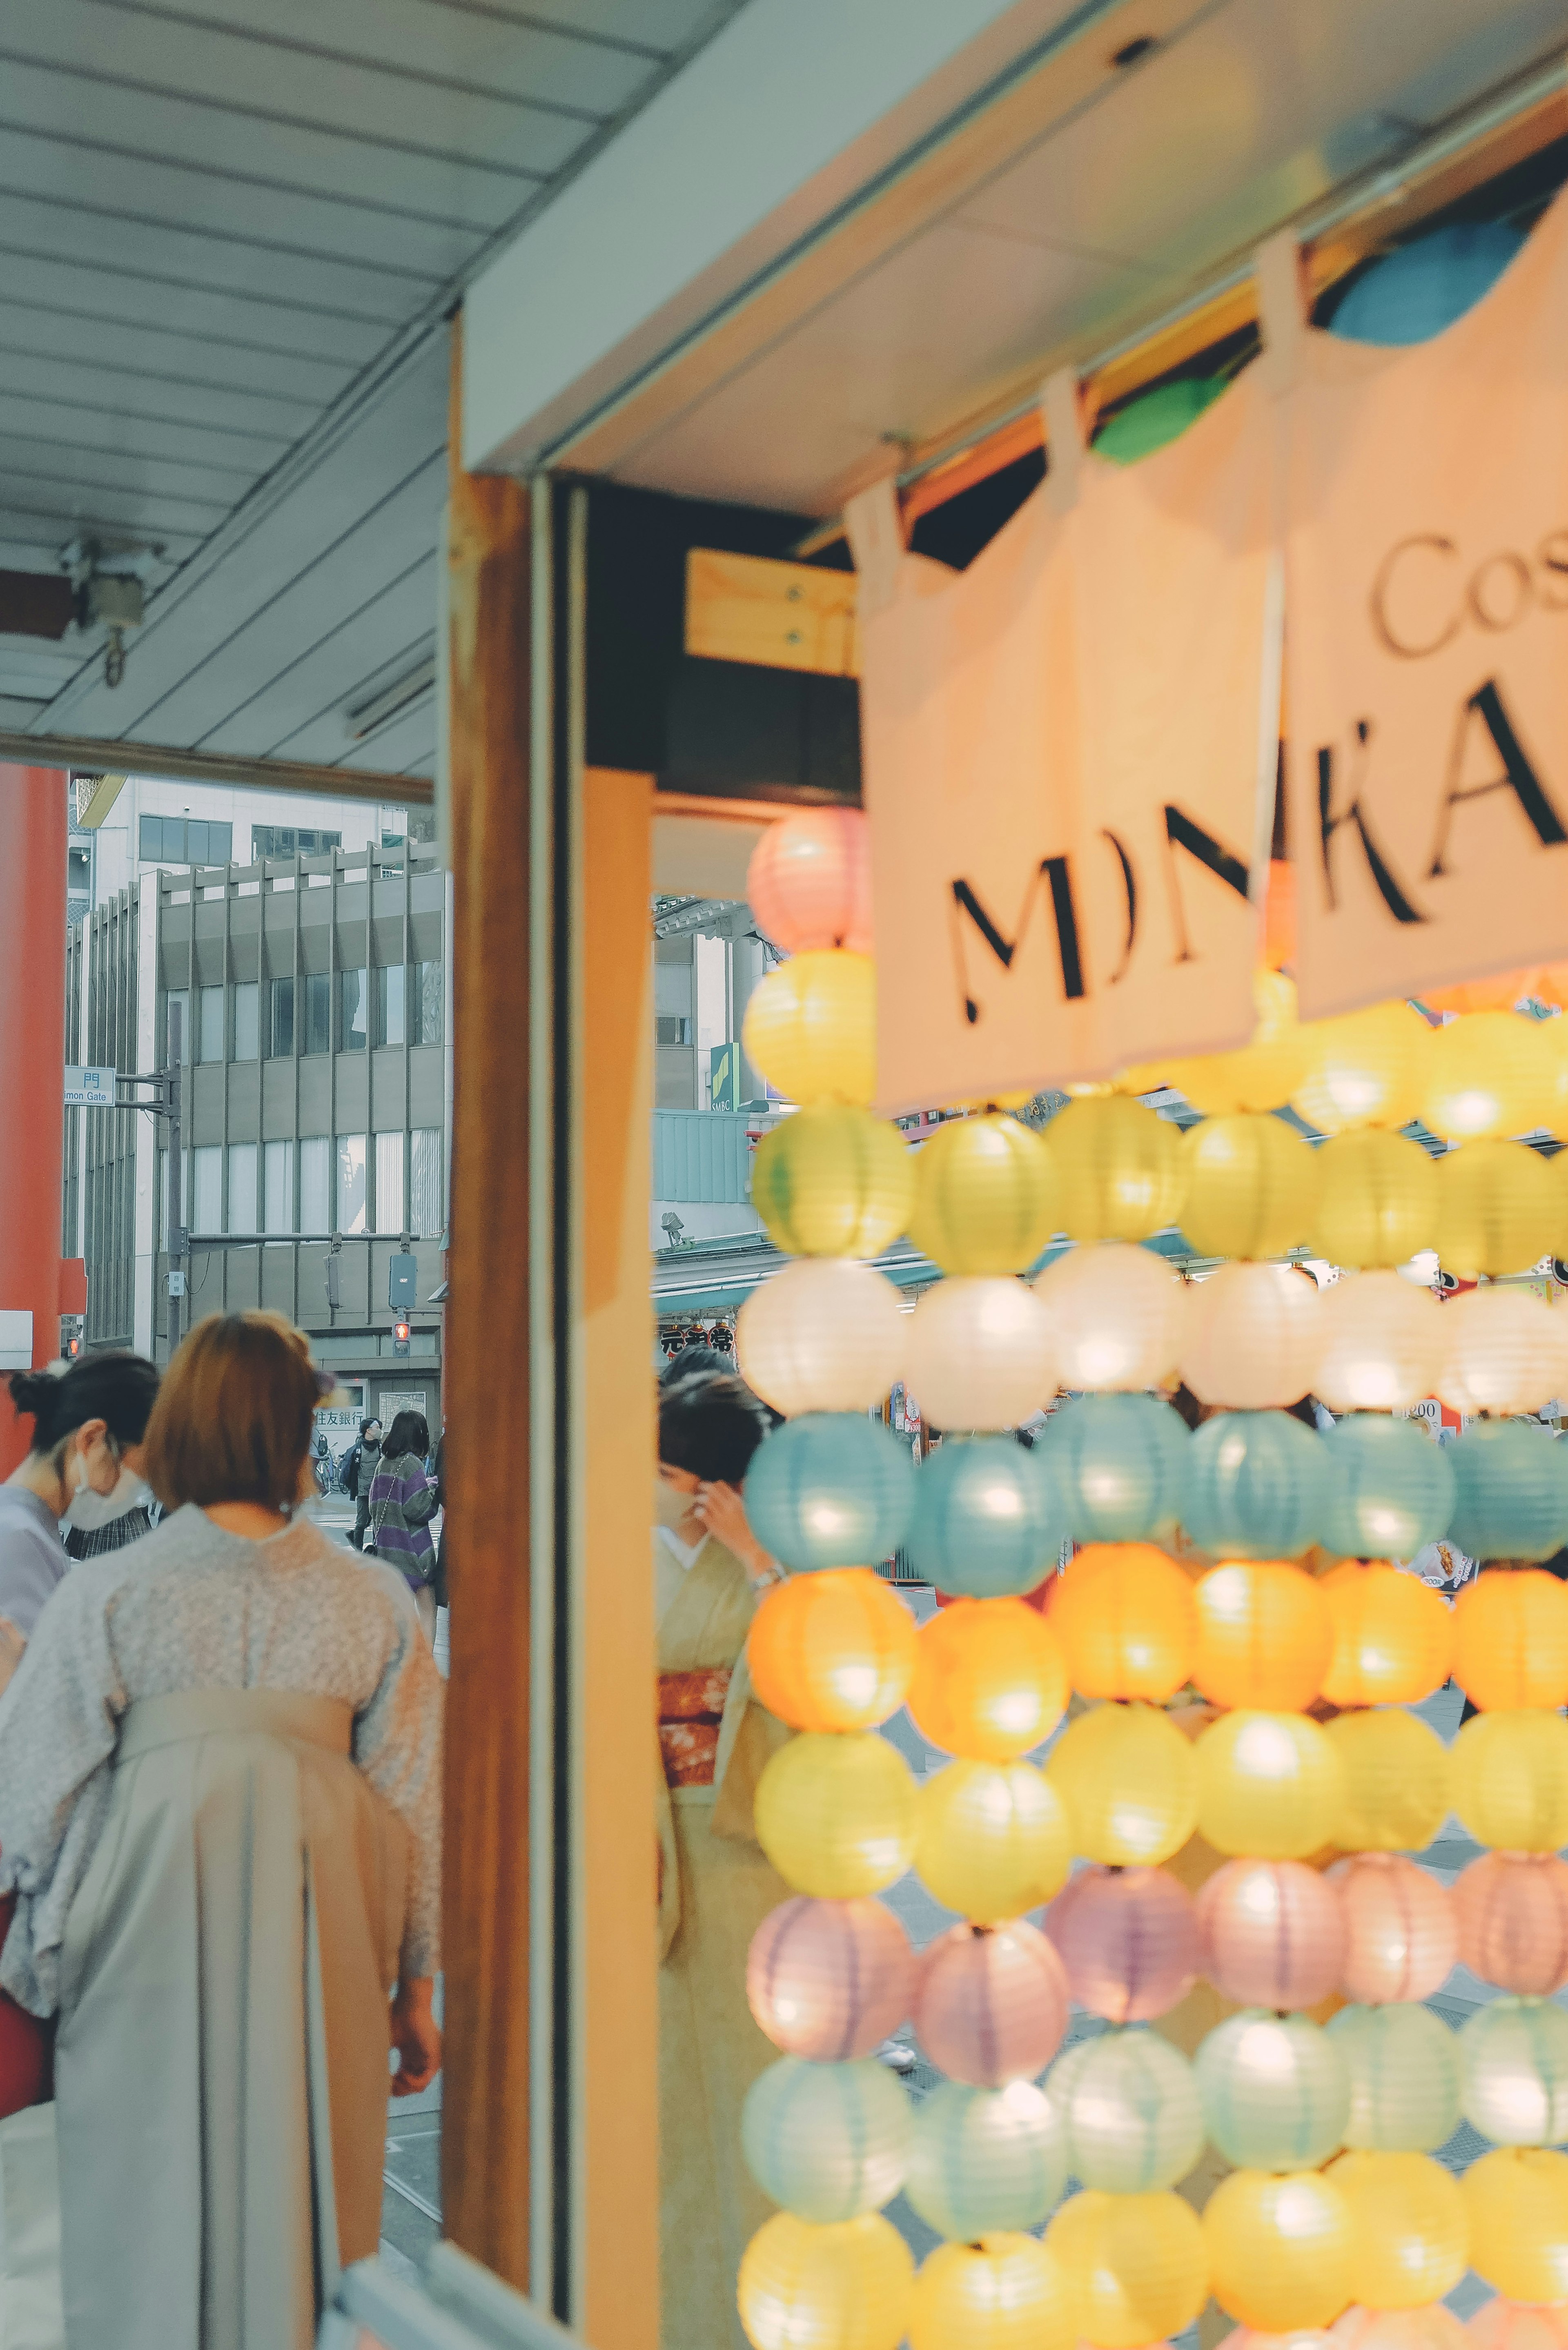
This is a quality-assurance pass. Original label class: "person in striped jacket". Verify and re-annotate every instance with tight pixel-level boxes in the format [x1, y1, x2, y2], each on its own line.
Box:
[368, 1409, 441, 1641]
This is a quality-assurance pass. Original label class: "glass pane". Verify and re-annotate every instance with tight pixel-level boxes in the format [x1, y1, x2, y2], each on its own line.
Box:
[374, 1131, 404, 1234]
[336, 1134, 367, 1236]
[410, 1128, 443, 1240]
[271, 978, 295, 1056]
[165, 991, 189, 1065]
[305, 973, 332, 1056]
[192, 1146, 222, 1232]
[375, 964, 405, 1048]
[227, 1144, 257, 1234]
[198, 986, 225, 1062]
[412, 961, 443, 1046]
[339, 969, 369, 1051]
[233, 983, 259, 1060]
[139, 815, 163, 859]
[263, 1140, 293, 1234]
[300, 1136, 330, 1233]
[214, 822, 232, 863]
[187, 821, 209, 864]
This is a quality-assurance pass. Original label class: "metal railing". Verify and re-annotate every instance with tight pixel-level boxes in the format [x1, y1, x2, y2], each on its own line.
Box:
[320, 2243, 586, 2350]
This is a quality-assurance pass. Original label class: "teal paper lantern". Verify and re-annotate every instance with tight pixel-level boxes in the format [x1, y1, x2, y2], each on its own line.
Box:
[1447, 1419, 1568, 1564]
[1054, 2025, 1205, 2193]
[903, 2079, 1067, 2242]
[1330, 222, 1525, 346]
[1095, 377, 1226, 464]
[1327, 2003, 1461, 2153]
[1036, 1392, 1191, 1545]
[1180, 1409, 1325, 1560]
[742, 2054, 912, 2222]
[1318, 1412, 1457, 1559]
[1196, 2009, 1350, 2171]
[906, 1435, 1069, 1597]
[1459, 1997, 1568, 2147]
[744, 1412, 916, 1572]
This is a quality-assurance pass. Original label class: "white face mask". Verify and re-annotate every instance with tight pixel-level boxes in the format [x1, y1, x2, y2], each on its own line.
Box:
[62, 1462, 149, 1532]
[654, 1477, 696, 1528]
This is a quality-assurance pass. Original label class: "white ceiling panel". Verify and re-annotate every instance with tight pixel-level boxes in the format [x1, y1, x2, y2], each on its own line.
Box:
[336, 698, 438, 775]
[0, 247, 387, 370]
[203, 567, 437, 762]
[0, 441, 261, 513]
[0, 299, 356, 408]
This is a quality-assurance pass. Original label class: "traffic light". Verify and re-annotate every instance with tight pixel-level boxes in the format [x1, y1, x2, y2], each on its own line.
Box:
[392, 1318, 411, 1359]
[390, 1252, 417, 1311]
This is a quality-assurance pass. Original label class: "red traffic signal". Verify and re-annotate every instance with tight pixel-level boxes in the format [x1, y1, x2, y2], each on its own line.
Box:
[393, 1319, 411, 1345]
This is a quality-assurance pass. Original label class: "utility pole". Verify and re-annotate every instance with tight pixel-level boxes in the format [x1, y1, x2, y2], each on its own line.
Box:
[166, 998, 184, 1357]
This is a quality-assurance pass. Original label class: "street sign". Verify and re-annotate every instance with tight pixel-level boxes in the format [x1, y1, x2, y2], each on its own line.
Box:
[390, 1252, 417, 1310]
[168, 1270, 186, 1297]
[63, 1064, 115, 1107]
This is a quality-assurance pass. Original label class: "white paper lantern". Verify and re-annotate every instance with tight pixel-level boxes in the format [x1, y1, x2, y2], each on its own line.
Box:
[738, 1257, 906, 1417]
[1180, 1261, 1325, 1410]
[1054, 2025, 1206, 2192]
[1032, 1241, 1185, 1393]
[1436, 1287, 1568, 1419]
[1459, 1998, 1568, 2147]
[1314, 1272, 1446, 1414]
[904, 1277, 1057, 1432]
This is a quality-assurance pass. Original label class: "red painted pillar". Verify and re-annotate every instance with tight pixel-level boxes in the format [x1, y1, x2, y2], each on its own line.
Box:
[0, 766, 65, 1475]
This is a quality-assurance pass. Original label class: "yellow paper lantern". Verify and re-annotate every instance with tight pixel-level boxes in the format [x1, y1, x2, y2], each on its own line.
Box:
[1419, 1013, 1551, 1143]
[751, 1105, 915, 1259]
[1320, 1563, 1454, 1707]
[754, 1731, 918, 1897]
[1047, 1097, 1188, 1245]
[908, 1115, 1059, 1277]
[1046, 1701, 1199, 1867]
[1460, 2147, 1568, 2303]
[749, 1569, 918, 1734]
[743, 951, 877, 1107]
[1045, 2187, 1209, 2350]
[1225, 969, 1314, 1113]
[906, 1598, 1070, 1760]
[1050, 1542, 1198, 1703]
[1325, 1706, 1452, 1853]
[1452, 1570, 1568, 1713]
[1293, 1002, 1429, 1134]
[1329, 2150, 1468, 2310]
[1310, 1129, 1442, 1269]
[1179, 1112, 1322, 1261]
[1452, 1709, 1568, 1853]
[1435, 1140, 1563, 1278]
[914, 1758, 1073, 1922]
[909, 2236, 1076, 2350]
[1192, 1561, 1333, 1712]
[739, 2210, 915, 2350]
[1195, 1708, 1345, 1860]
[1203, 2167, 1356, 2332]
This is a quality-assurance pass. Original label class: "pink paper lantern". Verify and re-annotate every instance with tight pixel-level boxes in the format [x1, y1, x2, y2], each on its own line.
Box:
[1227, 2334, 1337, 2350]
[1336, 2308, 1470, 2350]
[1197, 1857, 1346, 2010]
[1332, 1852, 1458, 2006]
[747, 1894, 916, 2060]
[1469, 2304, 1568, 2350]
[914, 1918, 1069, 2087]
[1455, 1852, 1568, 1996]
[1044, 1863, 1201, 2024]
[747, 809, 873, 955]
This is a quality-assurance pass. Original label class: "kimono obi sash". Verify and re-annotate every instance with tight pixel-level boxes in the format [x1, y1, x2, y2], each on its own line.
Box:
[658, 1668, 733, 1789]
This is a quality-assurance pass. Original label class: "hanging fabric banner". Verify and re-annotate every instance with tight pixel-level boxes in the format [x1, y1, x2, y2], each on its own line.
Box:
[1285, 183, 1568, 1018]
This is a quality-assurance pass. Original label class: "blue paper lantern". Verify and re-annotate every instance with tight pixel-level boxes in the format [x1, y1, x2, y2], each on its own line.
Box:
[1330, 222, 1525, 347]
[744, 1412, 916, 1572]
[1035, 1392, 1191, 1544]
[1447, 1418, 1568, 1564]
[902, 2079, 1067, 2242]
[1180, 1409, 1324, 1560]
[905, 1435, 1069, 1597]
[1317, 1411, 1457, 1559]
[742, 2054, 913, 2221]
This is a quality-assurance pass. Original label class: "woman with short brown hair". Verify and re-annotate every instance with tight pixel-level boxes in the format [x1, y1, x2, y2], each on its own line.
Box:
[0, 1310, 443, 2350]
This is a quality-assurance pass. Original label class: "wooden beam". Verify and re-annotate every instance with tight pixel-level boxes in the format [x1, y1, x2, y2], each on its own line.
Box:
[0, 727, 431, 804]
[685, 547, 858, 676]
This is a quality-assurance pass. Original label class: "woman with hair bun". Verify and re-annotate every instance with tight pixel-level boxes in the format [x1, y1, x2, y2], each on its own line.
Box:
[0, 1351, 159, 1638]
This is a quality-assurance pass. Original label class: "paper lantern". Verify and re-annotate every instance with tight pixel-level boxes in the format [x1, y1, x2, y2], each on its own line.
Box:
[1311, 1130, 1442, 1270]
[1181, 1261, 1325, 1410]
[748, 1896, 917, 2061]
[1327, 2003, 1461, 2153]
[744, 1413, 915, 1573]
[904, 2079, 1066, 2241]
[1044, 1864, 1199, 2024]
[1045, 2187, 1209, 2350]
[1320, 1562, 1454, 1704]
[1437, 1287, 1568, 1417]
[1331, 1852, 1458, 2006]
[1330, 220, 1525, 343]
[754, 1732, 918, 1897]
[1324, 1707, 1452, 1854]
[742, 2055, 913, 2222]
[906, 1597, 1069, 1759]
[1315, 1274, 1446, 1413]
[1047, 1096, 1188, 1245]
[914, 1920, 1069, 2086]
[1032, 1240, 1185, 1392]
[1035, 1392, 1190, 1545]
[1454, 1852, 1568, 1996]
[1336, 2304, 1470, 2350]
[1132, 969, 1310, 1115]
[1462, 2148, 1568, 2302]
[903, 1278, 1057, 1432]
[1192, 1561, 1333, 1711]
[751, 1106, 914, 1259]
[1447, 1421, 1568, 1566]
[1197, 2010, 1351, 2170]
[1054, 2027, 1205, 2193]
[1318, 1415, 1458, 1564]
[1468, 2303, 1568, 2350]
[914, 1758, 1073, 1922]
[749, 1569, 918, 1733]
[743, 950, 877, 1107]
[748, 809, 874, 956]
[1047, 1702, 1198, 1867]
[1204, 2167, 1356, 2332]
[738, 1259, 906, 1418]
[1293, 1003, 1429, 1134]
[908, 1115, 1059, 1277]
[1419, 1013, 1550, 1143]
[1195, 1708, 1345, 1859]
[909, 2234, 1075, 2350]
[739, 2210, 914, 2350]
[1459, 1998, 1568, 2147]
[1196, 1856, 1347, 2009]
[1329, 2150, 1468, 2311]
[1435, 1140, 1562, 1277]
[1452, 1709, 1568, 1853]
[906, 1435, 1067, 1599]
[1179, 1111, 1323, 1261]
[1049, 1541, 1198, 1702]
[1181, 1408, 1326, 1560]
[1453, 1570, 1568, 1712]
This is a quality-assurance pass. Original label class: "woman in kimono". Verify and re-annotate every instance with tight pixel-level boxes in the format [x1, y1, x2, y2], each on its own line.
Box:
[0, 1311, 443, 2350]
[655, 1372, 791, 2350]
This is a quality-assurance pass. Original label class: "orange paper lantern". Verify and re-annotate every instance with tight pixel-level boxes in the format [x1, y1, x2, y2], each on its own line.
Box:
[1452, 1570, 1568, 1714]
[907, 1598, 1071, 1762]
[1320, 1562, 1454, 1708]
[750, 1568, 918, 1733]
[1050, 1542, 1198, 1704]
[1192, 1561, 1334, 1712]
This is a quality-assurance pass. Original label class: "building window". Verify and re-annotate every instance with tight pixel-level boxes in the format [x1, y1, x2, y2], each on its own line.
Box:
[410, 961, 442, 1046]
[300, 1136, 330, 1233]
[263, 1139, 293, 1234]
[233, 983, 259, 1061]
[251, 825, 341, 860]
[165, 989, 190, 1064]
[140, 815, 233, 865]
[270, 978, 295, 1057]
[304, 973, 332, 1056]
[227, 1144, 258, 1235]
[198, 985, 225, 1063]
[410, 1127, 443, 1240]
[191, 1146, 222, 1233]
[339, 968, 369, 1052]
[374, 964, 405, 1047]
[336, 1134, 367, 1236]
[374, 1131, 404, 1234]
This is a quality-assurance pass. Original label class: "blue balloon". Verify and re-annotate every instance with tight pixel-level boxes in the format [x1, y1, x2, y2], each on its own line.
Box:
[744, 1412, 916, 1573]
[1446, 1417, 1568, 1564]
[1035, 1392, 1191, 1544]
[906, 1435, 1069, 1597]
[1330, 221, 1524, 347]
[1180, 1409, 1324, 1560]
[1317, 1411, 1456, 1560]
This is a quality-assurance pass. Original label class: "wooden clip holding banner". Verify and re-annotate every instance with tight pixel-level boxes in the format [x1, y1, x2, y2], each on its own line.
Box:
[1040, 369, 1084, 517]
[842, 475, 905, 623]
